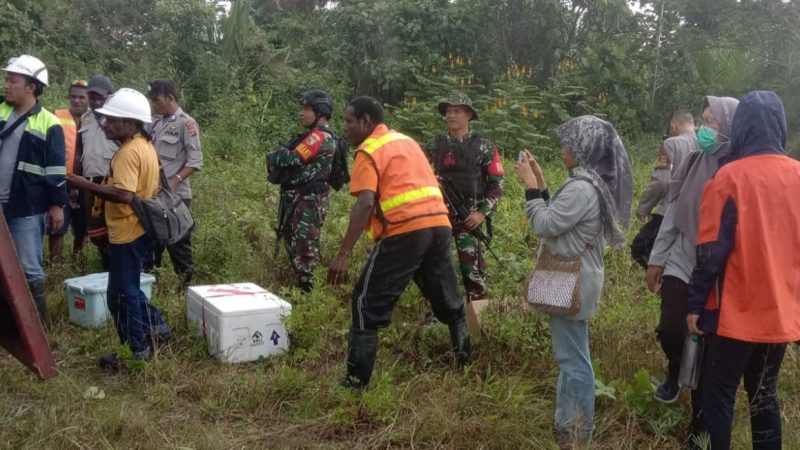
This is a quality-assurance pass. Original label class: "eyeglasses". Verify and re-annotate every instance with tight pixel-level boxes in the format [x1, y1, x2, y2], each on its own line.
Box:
[71, 79, 88, 87]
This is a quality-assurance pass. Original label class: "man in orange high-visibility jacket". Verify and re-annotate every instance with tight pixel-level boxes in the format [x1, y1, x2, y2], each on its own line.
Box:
[49, 80, 89, 261]
[328, 96, 469, 389]
[687, 91, 800, 449]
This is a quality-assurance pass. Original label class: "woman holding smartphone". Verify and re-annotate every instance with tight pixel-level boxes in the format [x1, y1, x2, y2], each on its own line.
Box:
[515, 115, 632, 448]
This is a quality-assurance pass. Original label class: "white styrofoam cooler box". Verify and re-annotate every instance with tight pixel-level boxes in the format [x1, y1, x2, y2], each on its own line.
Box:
[186, 283, 292, 363]
[64, 272, 156, 328]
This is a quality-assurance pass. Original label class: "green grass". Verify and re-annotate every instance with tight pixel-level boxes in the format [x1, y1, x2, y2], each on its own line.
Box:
[1, 136, 798, 449]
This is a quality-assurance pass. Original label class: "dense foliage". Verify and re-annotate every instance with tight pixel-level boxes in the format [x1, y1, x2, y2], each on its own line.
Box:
[3, 0, 799, 153]
[1, 1, 799, 448]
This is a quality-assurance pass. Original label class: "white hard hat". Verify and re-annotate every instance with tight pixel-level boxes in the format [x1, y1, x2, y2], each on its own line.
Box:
[3, 55, 48, 86]
[95, 88, 152, 123]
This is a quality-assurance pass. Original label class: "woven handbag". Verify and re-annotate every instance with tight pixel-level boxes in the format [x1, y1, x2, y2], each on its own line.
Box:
[525, 244, 585, 316]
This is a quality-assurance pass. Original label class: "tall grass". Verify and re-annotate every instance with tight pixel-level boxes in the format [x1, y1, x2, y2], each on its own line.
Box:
[0, 132, 797, 449]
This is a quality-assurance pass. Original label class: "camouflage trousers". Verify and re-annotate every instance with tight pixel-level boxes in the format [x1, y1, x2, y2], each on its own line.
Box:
[453, 228, 487, 300]
[282, 188, 330, 287]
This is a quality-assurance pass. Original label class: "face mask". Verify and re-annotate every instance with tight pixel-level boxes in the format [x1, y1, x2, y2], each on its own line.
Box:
[696, 126, 720, 153]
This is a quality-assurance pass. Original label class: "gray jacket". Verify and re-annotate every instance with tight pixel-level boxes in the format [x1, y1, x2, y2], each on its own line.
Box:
[648, 198, 695, 283]
[648, 136, 702, 283]
[526, 179, 606, 320]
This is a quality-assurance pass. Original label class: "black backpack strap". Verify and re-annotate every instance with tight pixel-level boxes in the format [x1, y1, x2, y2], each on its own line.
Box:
[316, 125, 344, 179]
[686, 151, 702, 172]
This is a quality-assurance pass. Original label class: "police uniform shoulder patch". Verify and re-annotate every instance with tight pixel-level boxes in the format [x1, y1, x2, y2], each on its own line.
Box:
[186, 120, 198, 137]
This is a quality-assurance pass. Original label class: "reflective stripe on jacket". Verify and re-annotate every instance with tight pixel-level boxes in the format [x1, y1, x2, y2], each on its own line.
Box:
[0, 100, 67, 218]
[357, 126, 449, 239]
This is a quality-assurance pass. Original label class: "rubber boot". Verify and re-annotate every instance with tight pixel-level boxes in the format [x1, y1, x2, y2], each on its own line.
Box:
[178, 268, 194, 293]
[28, 280, 47, 327]
[340, 328, 378, 389]
[448, 316, 471, 369]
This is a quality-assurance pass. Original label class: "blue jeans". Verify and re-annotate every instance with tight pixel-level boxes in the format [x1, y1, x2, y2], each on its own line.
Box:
[107, 235, 169, 355]
[550, 315, 595, 438]
[6, 212, 46, 282]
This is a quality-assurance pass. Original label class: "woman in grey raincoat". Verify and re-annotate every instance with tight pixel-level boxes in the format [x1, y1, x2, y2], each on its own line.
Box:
[646, 96, 738, 413]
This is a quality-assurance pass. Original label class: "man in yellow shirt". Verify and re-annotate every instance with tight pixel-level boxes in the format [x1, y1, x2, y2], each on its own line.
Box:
[67, 88, 169, 369]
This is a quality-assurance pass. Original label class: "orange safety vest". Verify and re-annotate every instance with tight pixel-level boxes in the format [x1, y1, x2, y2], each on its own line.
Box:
[55, 109, 77, 175]
[356, 126, 449, 239]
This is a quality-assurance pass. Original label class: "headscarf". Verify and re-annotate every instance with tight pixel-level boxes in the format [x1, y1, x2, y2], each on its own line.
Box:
[555, 115, 633, 249]
[670, 96, 739, 239]
[729, 91, 786, 161]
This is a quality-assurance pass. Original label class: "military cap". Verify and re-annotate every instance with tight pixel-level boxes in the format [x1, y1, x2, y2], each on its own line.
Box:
[437, 91, 478, 120]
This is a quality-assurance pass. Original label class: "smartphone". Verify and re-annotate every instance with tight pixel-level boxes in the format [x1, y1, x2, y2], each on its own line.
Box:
[518, 151, 525, 162]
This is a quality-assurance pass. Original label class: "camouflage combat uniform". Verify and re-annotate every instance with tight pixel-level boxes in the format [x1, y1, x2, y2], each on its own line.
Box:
[425, 132, 504, 301]
[268, 127, 336, 289]
[424, 92, 505, 301]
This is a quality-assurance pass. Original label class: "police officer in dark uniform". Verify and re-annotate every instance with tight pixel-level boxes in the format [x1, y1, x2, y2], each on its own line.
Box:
[267, 90, 338, 292]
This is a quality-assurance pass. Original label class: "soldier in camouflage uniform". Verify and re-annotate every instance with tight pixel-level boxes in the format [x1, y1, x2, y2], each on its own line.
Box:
[267, 91, 337, 292]
[424, 92, 505, 304]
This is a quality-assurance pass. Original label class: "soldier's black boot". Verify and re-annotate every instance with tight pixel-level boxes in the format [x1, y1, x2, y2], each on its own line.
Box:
[340, 328, 378, 389]
[28, 280, 47, 327]
[448, 316, 471, 370]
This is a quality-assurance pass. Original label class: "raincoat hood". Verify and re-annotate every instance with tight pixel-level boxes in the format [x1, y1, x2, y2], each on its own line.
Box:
[729, 90, 786, 161]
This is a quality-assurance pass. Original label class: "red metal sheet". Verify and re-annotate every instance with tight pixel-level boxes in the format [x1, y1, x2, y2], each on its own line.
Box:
[0, 213, 57, 380]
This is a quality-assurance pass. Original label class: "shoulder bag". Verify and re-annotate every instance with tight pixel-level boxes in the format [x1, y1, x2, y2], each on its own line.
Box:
[131, 169, 195, 246]
[525, 232, 600, 316]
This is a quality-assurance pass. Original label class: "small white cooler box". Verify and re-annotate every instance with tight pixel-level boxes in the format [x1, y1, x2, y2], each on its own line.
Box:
[64, 272, 156, 328]
[186, 283, 291, 363]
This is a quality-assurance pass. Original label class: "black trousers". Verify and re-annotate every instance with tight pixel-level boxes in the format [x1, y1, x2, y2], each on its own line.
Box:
[145, 199, 194, 284]
[85, 176, 112, 270]
[696, 335, 786, 450]
[656, 275, 689, 381]
[71, 190, 88, 243]
[351, 226, 464, 331]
